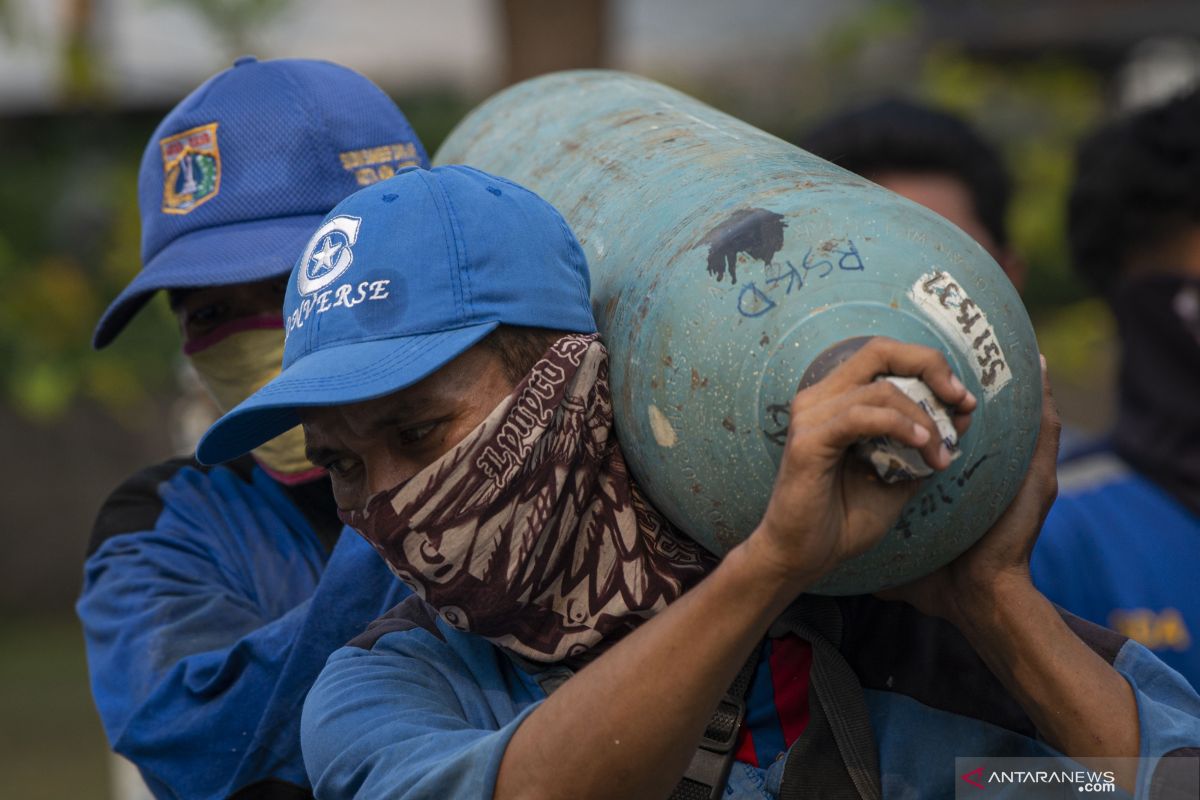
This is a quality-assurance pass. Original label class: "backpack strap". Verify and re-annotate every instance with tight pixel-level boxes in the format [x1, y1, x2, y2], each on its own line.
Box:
[775, 596, 882, 800]
[514, 646, 761, 800]
[668, 646, 761, 800]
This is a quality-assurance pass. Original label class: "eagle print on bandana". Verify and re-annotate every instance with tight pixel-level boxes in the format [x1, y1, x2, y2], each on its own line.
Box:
[342, 335, 715, 664]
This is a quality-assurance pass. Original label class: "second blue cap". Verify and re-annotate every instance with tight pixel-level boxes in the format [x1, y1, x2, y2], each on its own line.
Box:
[93, 56, 429, 348]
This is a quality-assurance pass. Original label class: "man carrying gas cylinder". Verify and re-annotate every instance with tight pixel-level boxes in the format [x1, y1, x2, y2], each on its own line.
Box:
[198, 165, 1200, 799]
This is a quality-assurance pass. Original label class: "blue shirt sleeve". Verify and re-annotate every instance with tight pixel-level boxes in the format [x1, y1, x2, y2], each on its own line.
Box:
[302, 619, 543, 800]
[77, 463, 408, 800]
[1116, 640, 1200, 797]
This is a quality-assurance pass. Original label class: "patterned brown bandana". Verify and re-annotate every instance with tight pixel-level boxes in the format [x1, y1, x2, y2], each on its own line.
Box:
[341, 334, 715, 664]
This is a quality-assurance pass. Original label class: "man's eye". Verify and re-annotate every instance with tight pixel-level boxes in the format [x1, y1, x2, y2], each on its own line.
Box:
[397, 422, 438, 445]
[326, 457, 360, 477]
[187, 303, 228, 328]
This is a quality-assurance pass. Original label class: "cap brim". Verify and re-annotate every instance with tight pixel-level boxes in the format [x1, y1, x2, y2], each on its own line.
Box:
[196, 321, 500, 465]
[93, 214, 327, 349]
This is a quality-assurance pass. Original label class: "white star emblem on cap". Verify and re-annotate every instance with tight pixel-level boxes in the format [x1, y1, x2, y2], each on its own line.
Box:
[310, 236, 343, 275]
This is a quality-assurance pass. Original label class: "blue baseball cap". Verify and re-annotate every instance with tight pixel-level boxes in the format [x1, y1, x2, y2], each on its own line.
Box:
[196, 165, 597, 465]
[93, 56, 429, 349]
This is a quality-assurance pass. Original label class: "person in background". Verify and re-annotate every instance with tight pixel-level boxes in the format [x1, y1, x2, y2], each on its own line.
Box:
[1031, 88, 1200, 688]
[77, 57, 424, 799]
[199, 165, 1199, 800]
[801, 98, 1026, 291]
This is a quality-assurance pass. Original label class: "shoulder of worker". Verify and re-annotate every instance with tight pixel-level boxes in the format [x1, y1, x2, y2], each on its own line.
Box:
[302, 596, 545, 777]
[339, 594, 545, 692]
[86, 454, 305, 558]
[302, 596, 547, 800]
[1037, 446, 1155, 551]
[319, 596, 548, 718]
[840, 596, 1200, 765]
[1035, 446, 1197, 569]
[837, 596, 1134, 730]
[1032, 445, 1200, 685]
[1055, 443, 1137, 497]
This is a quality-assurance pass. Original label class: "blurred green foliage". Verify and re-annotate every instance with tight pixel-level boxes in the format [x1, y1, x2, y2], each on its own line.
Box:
[0, 111, 178, 422]
[917, 47, 1105, 311]
[915, 48, 1116, 387]
[796, 0, 1116, 393]
[822, 0, 920, 65]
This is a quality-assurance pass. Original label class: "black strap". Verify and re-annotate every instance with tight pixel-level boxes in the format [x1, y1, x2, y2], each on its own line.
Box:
[521, 647, 760, 800]
[227, 778, 314, 799]
[668, 645, 761, 800]
[776, 597, 882, 800]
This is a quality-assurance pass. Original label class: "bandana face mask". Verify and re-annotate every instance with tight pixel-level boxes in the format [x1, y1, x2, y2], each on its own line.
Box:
[341, 334, 715, 665]
[185, 315, 321, 481]
[1112, 274, 1200, 515]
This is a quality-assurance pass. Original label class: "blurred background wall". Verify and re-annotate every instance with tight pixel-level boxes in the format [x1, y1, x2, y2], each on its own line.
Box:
[2, 1, 1198, 797]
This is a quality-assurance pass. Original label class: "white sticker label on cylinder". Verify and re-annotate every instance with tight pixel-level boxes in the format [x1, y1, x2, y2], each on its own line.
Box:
[908, 270, 1012, 396]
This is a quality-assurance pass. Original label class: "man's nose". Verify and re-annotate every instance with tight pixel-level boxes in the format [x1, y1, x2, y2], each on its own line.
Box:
[364, 455, 409, 499]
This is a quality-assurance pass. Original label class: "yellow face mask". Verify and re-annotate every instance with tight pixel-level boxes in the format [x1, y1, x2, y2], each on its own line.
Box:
[186, 320, 318, 478]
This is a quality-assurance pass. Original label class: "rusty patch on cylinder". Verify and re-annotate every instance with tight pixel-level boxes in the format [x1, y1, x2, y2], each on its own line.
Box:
[604, 295, 619, 320]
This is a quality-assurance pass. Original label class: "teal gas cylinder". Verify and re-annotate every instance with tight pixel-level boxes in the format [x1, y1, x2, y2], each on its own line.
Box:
[435, 71, 1041, 595]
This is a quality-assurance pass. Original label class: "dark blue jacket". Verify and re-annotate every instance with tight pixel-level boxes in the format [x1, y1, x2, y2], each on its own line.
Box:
[77, 457, 409, 799]
[1033, 450, 1200, 688]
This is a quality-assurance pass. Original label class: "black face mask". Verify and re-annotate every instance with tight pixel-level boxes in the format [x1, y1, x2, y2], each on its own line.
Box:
[1111, 274, 1200, 516]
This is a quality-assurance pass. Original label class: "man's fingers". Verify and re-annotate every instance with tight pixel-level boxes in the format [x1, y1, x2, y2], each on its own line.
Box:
[794, 405, 946, 471]
[994, 354, 1061, 532]
[952, 411, 972, 440]
[1030, 355, 1062, 485]
[853, 380, 954, 470]
[790, 374, 964, 471]
[820, 337, 976, 415]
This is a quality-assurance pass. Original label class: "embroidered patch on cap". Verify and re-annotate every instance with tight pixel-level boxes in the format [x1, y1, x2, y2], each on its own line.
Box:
[339, 142, 422, 187]
[161, 123, 221, 215]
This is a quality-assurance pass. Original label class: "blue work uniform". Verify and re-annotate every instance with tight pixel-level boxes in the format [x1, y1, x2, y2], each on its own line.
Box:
[77, 456, 409, 800]
[301, 595, 1200, 799]
[1033, 449, 1200, 688]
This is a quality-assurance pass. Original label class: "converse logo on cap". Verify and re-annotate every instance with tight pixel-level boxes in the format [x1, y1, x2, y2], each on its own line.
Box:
[287, 213, 392, 340]
[298, 215, 362, 296]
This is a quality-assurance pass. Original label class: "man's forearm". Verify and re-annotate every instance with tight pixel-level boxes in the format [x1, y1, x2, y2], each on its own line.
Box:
[953, 576, 1140, 788]
[494, 535, 804, 800]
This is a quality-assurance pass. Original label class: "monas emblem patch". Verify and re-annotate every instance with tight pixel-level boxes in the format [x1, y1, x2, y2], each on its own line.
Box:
[161, 123, 221, 214]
